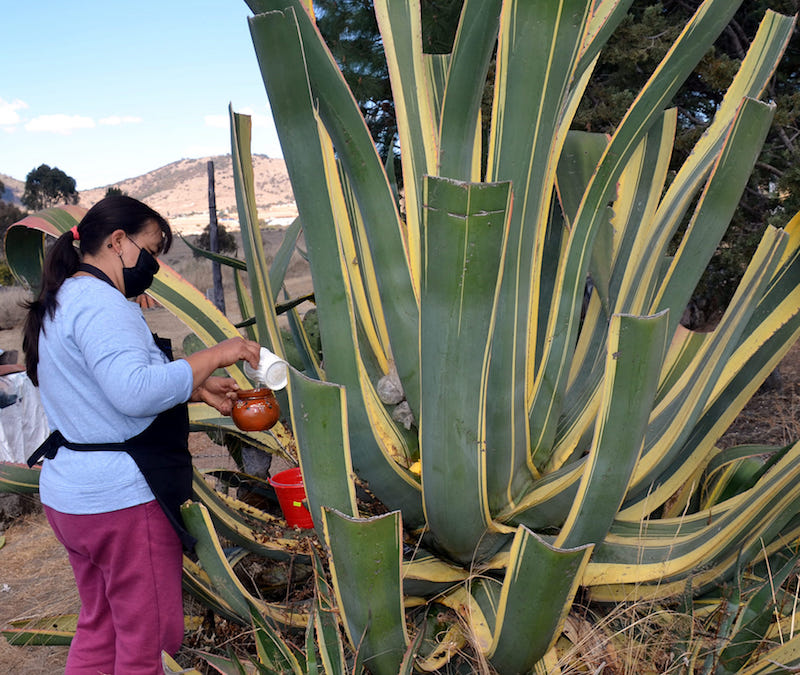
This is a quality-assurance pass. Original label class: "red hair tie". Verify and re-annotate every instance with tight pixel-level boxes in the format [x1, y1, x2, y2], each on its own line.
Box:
[70, 225, 80, 241]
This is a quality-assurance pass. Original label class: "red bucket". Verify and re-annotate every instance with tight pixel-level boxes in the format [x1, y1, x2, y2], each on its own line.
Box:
[268, 467, 314, 529]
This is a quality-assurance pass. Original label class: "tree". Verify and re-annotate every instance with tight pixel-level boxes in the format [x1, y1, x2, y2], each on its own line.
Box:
[313, 0, 396, 162]
[194, 222, 237, 257]
[21, 164, 79, 211]
[315, 0, 800, 323]
[573, 0, 800, 321]
[105, 186, 126, 198]
[0, 202, 26, 261]
[0, 185, 26, 284]
[313, 0, 463, 165]
[0, 201, 26, 245]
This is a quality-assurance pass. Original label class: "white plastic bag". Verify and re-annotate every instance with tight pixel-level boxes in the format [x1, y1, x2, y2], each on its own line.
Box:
[0, 373, 50, 464]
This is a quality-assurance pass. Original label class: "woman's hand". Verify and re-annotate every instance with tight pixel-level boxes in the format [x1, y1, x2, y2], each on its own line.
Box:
[191, 376, 240, 415]
[213, 337, 263, 370]
[185, 337, 263, 391]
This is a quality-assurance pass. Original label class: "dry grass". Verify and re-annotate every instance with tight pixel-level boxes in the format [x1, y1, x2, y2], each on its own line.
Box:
[0, 509, 75, 673]
[556, 600, 699, 675]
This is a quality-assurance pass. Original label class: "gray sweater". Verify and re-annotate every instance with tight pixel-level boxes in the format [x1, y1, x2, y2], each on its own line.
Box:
[37, 275, 194, 514]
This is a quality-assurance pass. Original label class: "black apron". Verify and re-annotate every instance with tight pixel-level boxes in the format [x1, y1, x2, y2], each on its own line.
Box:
[28, 263, 197, 550]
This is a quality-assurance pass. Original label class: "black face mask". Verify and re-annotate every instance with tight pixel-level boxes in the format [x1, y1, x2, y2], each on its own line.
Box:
[122, 247, 160, 298]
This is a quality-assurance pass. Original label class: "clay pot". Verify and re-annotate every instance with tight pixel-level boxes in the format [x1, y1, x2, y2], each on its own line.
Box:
[231, 388, 280, 432]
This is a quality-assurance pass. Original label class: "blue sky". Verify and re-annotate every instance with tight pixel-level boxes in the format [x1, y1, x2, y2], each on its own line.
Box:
[1, 1, 283, 190]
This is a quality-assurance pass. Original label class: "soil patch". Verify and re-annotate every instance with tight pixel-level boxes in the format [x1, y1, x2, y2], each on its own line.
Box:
[718, 339, 800, 449]
[0, 509, 77, 673]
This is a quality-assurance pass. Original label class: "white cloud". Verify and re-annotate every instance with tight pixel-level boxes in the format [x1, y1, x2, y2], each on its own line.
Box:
[25, 114, 95, 134]
[99, 115, 143, 126]
[0, 98, 28, 126]
[250, 114, 275, 129]
[204, 114, 228, 128]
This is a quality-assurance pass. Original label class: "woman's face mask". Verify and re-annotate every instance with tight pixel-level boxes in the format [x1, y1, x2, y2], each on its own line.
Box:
[123, 237, 160, 298]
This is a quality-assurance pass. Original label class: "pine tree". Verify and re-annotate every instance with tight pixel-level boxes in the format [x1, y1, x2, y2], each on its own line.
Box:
[315, 0, 800, 320]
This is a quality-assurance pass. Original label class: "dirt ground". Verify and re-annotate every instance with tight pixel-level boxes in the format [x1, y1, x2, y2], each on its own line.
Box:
[719, 338, 800, 449]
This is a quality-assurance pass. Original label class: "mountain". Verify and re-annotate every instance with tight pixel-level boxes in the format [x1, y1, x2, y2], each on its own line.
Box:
[0, 175, 24, 207]
[1, 155, 297, 234]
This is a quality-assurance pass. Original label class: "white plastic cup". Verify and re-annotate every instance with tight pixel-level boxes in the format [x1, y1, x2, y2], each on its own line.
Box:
[243, 347, 288, 390]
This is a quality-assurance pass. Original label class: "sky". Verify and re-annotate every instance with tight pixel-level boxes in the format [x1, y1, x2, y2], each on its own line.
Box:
[1, 1, 284, 191]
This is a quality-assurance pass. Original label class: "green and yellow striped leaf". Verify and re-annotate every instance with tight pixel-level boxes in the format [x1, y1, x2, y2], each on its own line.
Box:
[420, 175, 514, 564]
[0, 462, 40, 494]
[486, 0, 593, 502]
[247, 0, 421, 420]
[287, 368, 358, 531]
[373, 0, 438, 287]
[2, 614, 203, 648]
[181, 501, 309, 628]
[487, 528, 592, 673]
[230, 108, 285, 358]
[4, 205, 85, 290]
[555, 311, 668, 549]
[248, 7, 424, 524]
[322, 508, 408, 675]
[528, 0, 745, 469]
[436, 0, 501, 181]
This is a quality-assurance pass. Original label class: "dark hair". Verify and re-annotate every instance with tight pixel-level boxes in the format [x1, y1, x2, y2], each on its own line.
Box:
[22, 195, 172, 385]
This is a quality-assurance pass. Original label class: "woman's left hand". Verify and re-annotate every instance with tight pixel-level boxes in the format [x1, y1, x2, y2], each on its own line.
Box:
[191, 376, 240, 415]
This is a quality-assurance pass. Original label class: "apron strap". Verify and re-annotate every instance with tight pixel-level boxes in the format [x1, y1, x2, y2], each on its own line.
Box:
[29, 407, 196, 551]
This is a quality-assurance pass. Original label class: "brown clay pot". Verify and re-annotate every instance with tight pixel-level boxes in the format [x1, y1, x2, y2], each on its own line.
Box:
[231, 388, 280, 432]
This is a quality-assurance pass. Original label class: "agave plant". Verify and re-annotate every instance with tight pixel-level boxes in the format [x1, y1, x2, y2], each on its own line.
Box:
[226, 1, 800, 672]
[4, 0, 800, 673]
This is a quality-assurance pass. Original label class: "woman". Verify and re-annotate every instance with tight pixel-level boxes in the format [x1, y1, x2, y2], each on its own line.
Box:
[23, 195, 262, 674]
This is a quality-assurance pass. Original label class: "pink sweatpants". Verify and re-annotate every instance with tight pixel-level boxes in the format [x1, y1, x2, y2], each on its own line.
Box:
[45, 500, 184, 675]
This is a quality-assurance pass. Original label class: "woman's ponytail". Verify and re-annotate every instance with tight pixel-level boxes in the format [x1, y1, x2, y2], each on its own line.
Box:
[23, 230, 82, 385]
[22, 195, 171, 385]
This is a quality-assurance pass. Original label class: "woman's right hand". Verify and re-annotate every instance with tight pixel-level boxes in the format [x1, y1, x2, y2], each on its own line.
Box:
[211, 337, 262, 370]
[185, 337, 263, 391]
